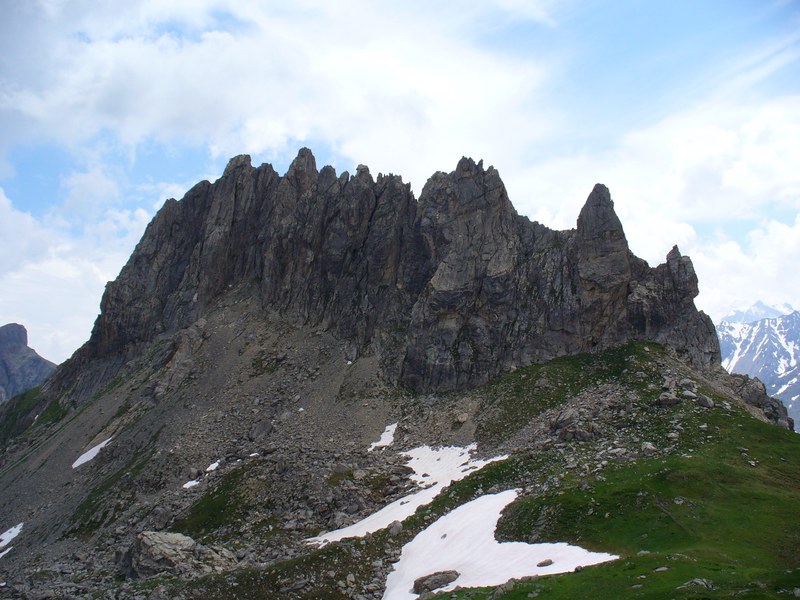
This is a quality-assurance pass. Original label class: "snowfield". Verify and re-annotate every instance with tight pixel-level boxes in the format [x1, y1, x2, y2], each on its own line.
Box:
[307, 444, 506, 545]
[71, 437, 113, 469]
[308, 436, 617, 597]
[383, 489, 618, 599]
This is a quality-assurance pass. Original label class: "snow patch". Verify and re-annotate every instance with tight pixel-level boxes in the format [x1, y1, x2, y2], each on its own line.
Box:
[182, 479, 200, 489]
[206, 460, 220, 472]
[0, 523, 23, 559]
[383, 490, 617, 599]
[0, 523, 23, 549]
[72, 437, 113, 469]
[369, 423, 398, 451]
[307, 444, 506, 546]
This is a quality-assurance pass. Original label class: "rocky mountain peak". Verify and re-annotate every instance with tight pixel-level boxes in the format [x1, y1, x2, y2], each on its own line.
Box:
[222, 153, 252, 177]
[576, 183, 625, 241]
[665, 245, 700, 299]
[52, 151, 722, 398]
[0, 323, 56, 404]
[285, 146, 319, 190]
[0, 323, 28, 348]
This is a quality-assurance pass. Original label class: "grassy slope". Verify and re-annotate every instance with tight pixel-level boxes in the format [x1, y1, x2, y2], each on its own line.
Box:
[442, 362, 800, 598]
[155, 343, 800, 599]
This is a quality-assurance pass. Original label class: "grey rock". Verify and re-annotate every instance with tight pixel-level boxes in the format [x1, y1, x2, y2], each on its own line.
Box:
[656, 392, 682, 407]
[641, 442, 657, 454]
[550, 408, 579, 431]
[697, 394, 714, 408]
[412, 570, 460, 594]
[248, 420, 274, 442]
[728, 374, 793, 429]
[118, 531, 236, 579]
[679, 578, 714, 589]
[0, 323, 56, 404]
[49, 151, 719, 400]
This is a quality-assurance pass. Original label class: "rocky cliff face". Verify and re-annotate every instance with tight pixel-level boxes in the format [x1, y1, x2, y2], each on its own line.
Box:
[63, 149, 718, 395]
[0, 323, 56, 403]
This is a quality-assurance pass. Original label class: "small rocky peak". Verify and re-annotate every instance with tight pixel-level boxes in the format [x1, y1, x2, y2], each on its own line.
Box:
[223, 154, 252, 177]
[454, 156, 484, 179]
[317, 164, 339, 191]
[666, 245, 682, 264]
[285, 147, 319, 192]
[665, 245, 699, 298]
[0, 323, 27, 348]
[576, 184, 625, 241]
[355, 164, 374, 184]
[287, 147, 318, 178]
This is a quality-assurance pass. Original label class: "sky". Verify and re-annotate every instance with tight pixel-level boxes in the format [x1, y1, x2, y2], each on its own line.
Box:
[1, 0, 799, 364]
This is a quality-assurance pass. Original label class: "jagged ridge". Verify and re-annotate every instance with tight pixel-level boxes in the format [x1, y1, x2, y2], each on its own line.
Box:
[61, 148, 717, 394]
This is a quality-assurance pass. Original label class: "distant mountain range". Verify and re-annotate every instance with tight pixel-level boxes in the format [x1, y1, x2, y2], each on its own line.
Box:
[721, 300, 795, 325]
[717, 304, 799, 424]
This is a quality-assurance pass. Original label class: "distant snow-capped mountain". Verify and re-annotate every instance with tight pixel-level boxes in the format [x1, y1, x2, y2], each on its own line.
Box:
[717, 307, 799, 425]
[721, 300, 795, 325]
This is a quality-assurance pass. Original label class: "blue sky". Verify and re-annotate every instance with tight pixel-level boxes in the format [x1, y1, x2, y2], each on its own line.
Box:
[1, 0, 799, 363]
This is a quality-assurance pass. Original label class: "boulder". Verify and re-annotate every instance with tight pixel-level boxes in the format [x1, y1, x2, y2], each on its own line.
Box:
[118, 531, 236, 579]
[413, 570, 460, 594]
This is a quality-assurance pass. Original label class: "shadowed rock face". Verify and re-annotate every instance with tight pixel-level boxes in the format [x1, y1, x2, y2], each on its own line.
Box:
[60, 149, 719, 393]
[0, 324, 56, 403]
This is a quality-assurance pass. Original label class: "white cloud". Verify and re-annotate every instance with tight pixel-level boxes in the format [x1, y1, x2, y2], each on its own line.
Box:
[0, 0, 559, 191]
[691, 215, 800, 322]
[0, 189, 150, 363]
[0, 189, 52, 274]
[0, 0, 798, 356]
[60, 167, 121, 220]
[499, 95, 800, 324]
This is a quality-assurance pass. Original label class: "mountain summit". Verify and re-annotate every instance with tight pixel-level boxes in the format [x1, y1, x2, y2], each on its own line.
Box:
[56, 149, 717, 398]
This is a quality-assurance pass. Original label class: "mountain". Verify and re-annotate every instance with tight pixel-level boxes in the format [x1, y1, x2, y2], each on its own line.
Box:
[722, 300, 794, 324]
[0, 150, 796, 600]
[718, 310, 800, 423]
[0, 323, 56, 405]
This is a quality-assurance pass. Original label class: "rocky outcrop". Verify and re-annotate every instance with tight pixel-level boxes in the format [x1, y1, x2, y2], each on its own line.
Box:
[0, 323, 56, 403]
[117, 531, 237, 579]
[55, 149, 719, 395]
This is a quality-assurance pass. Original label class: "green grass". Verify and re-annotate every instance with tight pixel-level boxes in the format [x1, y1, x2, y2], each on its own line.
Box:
[0, 386, 66, 447]
[34, 396, 67, 427]
[476, 342, 663, 444]
[170, 464, 253, 541]
[440, 408, 800, 599]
